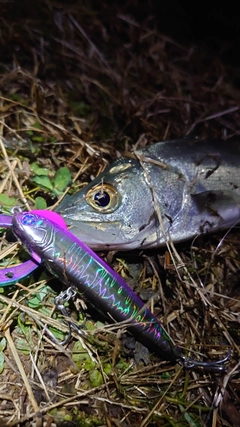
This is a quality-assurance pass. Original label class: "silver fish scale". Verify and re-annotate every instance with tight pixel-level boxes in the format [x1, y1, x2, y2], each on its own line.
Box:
[56, 138, 240, 250]
[141, 139, 240, 194]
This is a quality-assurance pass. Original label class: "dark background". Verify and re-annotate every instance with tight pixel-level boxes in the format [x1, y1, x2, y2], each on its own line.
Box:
[1, 0, 240, 65]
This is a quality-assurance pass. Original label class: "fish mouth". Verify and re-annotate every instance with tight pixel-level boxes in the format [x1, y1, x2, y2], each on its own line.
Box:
[65, 219, 154, 251]
[66, 221, 126, 250]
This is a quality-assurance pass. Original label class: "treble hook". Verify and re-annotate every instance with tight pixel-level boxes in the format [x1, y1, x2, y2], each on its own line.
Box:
[54, 287, 87, 345]
[180, 350, 231, 372]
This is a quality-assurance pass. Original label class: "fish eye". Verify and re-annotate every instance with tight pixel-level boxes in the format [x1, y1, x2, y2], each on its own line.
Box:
[94, 191, 110, 207]
[85, 183, 119, 213]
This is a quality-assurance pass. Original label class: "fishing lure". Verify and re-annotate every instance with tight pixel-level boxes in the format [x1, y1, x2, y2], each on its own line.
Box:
[0, 214, 40, 284]
[7, 209, 229, 371]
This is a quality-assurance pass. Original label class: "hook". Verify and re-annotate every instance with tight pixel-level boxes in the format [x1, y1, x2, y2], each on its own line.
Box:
[180, 350, 231, 372]
[54, 287, 88, 345]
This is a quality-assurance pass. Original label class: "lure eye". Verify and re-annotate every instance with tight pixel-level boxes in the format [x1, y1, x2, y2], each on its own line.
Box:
[21, 213, 38, 226]
[21, 213, 43, 227]
[85, 183, 119, 213]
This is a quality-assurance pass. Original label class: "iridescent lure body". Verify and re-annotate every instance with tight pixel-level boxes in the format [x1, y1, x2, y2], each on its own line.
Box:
[12, 211, 229, 370]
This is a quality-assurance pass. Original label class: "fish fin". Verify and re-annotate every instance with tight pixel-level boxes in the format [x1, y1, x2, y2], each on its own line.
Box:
[191, 190, 240, 229]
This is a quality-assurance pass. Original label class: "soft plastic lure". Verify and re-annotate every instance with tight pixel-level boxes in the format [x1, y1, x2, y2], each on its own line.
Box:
[8, 210, 229, 371]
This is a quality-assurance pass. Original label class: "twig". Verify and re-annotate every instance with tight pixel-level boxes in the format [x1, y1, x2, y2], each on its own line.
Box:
[4, 328, 43, 427]
[0, 122, 30, 210]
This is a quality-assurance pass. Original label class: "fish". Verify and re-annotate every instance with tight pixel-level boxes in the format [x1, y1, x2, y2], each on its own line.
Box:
[11, 210, 229, 371]
[55, 138, 240, 250]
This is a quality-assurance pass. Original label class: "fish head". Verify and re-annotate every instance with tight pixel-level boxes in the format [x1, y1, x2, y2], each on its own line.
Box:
[56, 158, 160, 250]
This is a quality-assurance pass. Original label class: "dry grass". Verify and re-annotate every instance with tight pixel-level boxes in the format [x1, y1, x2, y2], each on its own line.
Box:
[0, 1, 240, 426]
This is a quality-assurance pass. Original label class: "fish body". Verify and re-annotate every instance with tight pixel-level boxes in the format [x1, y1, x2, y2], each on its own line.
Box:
[12, 210, 229, 370]
[56, 138, 240, 250]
